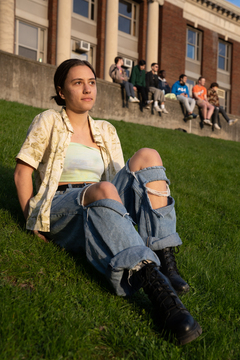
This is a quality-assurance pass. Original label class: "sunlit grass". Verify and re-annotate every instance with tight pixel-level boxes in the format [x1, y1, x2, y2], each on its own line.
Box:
[0, 99, 239, 359]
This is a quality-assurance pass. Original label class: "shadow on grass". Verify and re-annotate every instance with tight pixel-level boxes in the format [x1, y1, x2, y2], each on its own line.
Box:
[0, 163, 26, 229]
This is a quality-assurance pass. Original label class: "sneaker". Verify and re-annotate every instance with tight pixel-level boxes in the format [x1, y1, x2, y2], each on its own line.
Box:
[147, 100, 154, 104]
[184, 114, 193, 121]
[214, 123, 221, 130]
[144, 105, 150, 110]
[133, 97, 140, 103]
[203, 119, 213, 126]
[128, 96, 136, 103]
[162, 108, 169, 114]
[154, 105, 162, 112]
[229, 119, 238, 126]
[192, 113, 198, 119]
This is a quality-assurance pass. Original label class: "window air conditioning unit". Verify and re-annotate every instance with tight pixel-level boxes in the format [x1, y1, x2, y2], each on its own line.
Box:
[217, 88, 225, 107]
[123, 58, 132, 68]
[73, 40, 90, 53]
[217, 88, 225, 99]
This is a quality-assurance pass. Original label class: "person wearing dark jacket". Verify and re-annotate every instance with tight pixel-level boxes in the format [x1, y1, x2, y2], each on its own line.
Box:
[145, 63, 168, 114]
[158, 70, 171, 95]
[130, 60, 153, 109]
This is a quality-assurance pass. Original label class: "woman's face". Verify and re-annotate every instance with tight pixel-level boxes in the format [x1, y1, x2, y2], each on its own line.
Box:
[59, 65, 97, 113]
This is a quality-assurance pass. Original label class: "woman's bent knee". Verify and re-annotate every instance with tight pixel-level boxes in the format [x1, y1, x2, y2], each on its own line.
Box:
[129, 148, 163, 171]
[82, 182, 121, 206]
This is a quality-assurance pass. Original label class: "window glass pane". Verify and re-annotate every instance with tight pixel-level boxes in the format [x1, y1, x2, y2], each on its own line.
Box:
[19, 22, 38, 49]
[119, 0, 132, 18]
[73, 0, 88, 18]
[219, 42, 226, 56]
[119, 16, 131, 34]
[19, 46, 37, 61]
[218, 56, 225, 70]
[188, 30, 195, 45]
[187, 44, 195, 59]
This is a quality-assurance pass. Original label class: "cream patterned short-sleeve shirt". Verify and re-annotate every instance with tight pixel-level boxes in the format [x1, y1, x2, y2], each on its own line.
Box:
[16, 108, 125, 232]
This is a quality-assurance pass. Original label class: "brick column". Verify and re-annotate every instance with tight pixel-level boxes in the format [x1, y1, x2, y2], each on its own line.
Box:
[96, 0, 106, 79]
[47, 0, 58, 65]
[158, 2, 186, 87]
[0, 0, 14, 53]
[138, 0, 148, 62]
[201, 27, 218, 87]
[230, 39, 240, 115]
[56, 0, 72, 65]
[104, 0, 118, 81]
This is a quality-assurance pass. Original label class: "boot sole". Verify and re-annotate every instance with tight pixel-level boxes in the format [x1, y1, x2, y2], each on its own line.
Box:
[177, 321, 202, 345]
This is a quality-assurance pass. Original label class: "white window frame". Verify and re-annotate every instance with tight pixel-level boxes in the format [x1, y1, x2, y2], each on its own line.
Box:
[72, 0, 96, 22]
[15, 19, 47, 63]
[186, 27, 201, 63]
[118, 0, 138, 37]
[218, 40, 231, 73]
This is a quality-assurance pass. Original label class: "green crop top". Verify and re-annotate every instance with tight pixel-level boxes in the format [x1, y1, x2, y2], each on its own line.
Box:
[59, 142, 104, 183]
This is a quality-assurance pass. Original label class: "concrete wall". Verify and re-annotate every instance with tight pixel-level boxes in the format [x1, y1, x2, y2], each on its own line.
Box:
[0, 50, 239, 142]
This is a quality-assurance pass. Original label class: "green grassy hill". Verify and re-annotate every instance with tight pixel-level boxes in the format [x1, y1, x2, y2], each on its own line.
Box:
[0, 99, 239, 360]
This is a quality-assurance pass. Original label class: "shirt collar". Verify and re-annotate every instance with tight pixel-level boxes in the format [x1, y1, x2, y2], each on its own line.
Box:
[88, 115, 104, 147]
[60, 107, 74, 133]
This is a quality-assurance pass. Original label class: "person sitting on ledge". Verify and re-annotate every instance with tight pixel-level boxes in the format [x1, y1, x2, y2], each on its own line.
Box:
[192, 77, 214, 126]
[158, 70, 171, 95]
[14, 58, 202, 346]
[171, 74, 198, 121]
[109, 56, 140, 103]
[145, 63, 168, 114]
[130, 59, 153, 109]
[207, 82, 238, 130]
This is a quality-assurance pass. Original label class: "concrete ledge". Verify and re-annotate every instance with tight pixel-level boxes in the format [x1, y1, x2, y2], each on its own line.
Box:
[0, 50, 239, 142]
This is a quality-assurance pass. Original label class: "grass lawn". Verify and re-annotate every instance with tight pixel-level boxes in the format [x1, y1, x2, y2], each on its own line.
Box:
[0, 99, 239, 360]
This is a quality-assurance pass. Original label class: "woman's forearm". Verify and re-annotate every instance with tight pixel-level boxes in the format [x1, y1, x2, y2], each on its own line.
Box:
[14, 161, 34, 220]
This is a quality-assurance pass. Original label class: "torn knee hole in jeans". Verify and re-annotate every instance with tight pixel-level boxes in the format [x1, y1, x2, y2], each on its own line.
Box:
[146, 183, 170, 197]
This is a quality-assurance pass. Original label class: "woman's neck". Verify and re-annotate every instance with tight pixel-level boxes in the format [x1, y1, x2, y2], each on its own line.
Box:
[66, 108, 89, 129]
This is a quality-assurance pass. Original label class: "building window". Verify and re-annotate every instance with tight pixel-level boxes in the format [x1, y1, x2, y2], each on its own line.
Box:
[118, 0, 137, 36]
[218, 41, 231, 72]
[186, 28, 201, 61]
[15, 20, 45, 62]
[186, 78, 195, 97]
[71, 39, 94, 66]
[73, 0, 95, 21]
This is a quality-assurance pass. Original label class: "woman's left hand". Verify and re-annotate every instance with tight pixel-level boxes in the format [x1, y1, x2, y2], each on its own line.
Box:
[33, 230, 49, 243]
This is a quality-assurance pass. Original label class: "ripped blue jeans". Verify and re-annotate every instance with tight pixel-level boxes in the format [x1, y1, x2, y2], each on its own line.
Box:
[47, 160, 182, 296]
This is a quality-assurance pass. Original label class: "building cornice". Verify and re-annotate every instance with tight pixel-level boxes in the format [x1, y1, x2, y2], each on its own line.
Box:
[188, 0, 240, 23]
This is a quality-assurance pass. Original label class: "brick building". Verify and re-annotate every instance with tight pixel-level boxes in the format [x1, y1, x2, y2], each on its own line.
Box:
[0, 0, 240, 115]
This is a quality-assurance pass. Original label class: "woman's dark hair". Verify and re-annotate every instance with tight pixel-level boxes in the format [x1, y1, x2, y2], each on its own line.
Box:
[210, 82, 219, 88]
[52, 59, 96, 106]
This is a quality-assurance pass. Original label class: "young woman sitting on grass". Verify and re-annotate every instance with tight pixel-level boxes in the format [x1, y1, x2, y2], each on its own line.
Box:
[14, 59, 202, 345]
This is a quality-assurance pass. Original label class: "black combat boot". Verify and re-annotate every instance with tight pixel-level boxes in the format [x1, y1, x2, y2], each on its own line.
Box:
[156, 247, 190, 294]
[137, 261, 202, 345]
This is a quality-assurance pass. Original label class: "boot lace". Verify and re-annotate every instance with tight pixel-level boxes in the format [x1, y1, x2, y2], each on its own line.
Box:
[162, 247, 180, 276]
[140, 261, 184, 313]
